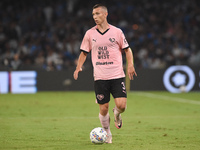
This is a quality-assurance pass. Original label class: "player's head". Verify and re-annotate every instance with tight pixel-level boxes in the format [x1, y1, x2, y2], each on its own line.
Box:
[93, 4, 108, 12]
[92, 4, 108, 25]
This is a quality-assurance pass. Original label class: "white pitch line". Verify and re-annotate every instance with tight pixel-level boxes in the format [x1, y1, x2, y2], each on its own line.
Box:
[133, 92, 200, 105]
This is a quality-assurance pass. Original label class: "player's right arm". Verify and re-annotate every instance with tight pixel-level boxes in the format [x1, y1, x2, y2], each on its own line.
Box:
[73, 51, 87, 80]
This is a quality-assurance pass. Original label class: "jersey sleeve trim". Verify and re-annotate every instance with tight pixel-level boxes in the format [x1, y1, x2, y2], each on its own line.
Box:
[122, 46, 130, 50]
[80, 49, 89, 54]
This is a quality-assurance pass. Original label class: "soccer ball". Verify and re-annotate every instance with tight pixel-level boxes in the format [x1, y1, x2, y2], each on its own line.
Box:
[90, 127, 107, 144]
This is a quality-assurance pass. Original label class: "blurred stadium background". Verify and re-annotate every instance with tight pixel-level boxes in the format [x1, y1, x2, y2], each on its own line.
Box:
[0, 0, 200, 93]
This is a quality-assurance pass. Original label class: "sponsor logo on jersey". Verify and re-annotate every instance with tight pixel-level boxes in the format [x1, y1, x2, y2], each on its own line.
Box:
[96, 61, 113, 65]
[124, 38, 127, 44]
[98, 46, 109, 59]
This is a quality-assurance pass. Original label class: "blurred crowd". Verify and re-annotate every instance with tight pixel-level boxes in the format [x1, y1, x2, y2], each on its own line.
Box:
[0, 0, 199, 71]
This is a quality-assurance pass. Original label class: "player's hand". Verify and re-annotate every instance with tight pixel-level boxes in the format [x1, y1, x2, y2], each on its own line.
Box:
[73, 68, 82, 80]
[128, 65, 137, 80]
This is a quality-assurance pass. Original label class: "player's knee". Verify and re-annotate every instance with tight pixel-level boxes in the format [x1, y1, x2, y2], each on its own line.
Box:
[115, 97, 127, 112]
[100, 109, 108, 116]
[99, 103, 109, 116]
[116, 105, 126, 113]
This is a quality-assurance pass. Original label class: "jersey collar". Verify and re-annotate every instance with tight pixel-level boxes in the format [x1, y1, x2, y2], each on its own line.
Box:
[95, 24, 110, 35]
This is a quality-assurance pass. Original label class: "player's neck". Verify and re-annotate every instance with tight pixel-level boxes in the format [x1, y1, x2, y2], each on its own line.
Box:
[97, 22, 109, 33]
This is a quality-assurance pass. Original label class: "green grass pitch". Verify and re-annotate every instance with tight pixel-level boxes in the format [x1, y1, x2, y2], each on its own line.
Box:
[0, 91, 200, 150]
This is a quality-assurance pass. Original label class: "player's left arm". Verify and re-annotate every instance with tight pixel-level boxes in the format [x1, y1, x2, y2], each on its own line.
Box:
[124, 47, 137, 80]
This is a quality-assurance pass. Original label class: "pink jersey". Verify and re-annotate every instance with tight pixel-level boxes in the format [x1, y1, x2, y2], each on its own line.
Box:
[80, 24, 129, 80]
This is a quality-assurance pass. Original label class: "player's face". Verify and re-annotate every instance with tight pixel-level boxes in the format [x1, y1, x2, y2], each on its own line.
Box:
[92, 7, 107, 25]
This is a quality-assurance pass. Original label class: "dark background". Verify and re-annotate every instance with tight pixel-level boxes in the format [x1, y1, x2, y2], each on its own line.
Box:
[0, 0, 199, 92]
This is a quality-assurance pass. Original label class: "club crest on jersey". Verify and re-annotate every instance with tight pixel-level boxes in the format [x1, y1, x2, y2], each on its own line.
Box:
[97, 94, 104, 101]
[109, 38, 115, 43]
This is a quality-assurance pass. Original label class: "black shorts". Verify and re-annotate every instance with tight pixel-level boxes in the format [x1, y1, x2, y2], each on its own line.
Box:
[94, 78, 127, 104]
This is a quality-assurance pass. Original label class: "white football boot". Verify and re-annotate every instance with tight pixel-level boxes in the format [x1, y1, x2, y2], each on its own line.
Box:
[105, 133, 112, 143]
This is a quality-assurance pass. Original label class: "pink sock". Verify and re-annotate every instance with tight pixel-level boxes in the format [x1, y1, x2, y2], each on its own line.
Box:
[99, 113, 111, 134]
[114, 106, 123, 117]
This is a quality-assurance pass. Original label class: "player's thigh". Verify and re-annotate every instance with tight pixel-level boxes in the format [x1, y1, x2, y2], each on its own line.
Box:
[94, 80, 110, 104]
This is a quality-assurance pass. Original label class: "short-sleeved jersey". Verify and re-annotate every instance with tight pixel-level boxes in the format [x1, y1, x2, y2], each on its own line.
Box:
[80, 24, 129, 81]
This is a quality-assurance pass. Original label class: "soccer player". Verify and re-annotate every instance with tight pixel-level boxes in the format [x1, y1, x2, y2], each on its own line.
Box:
[73, 4, 137, 143]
